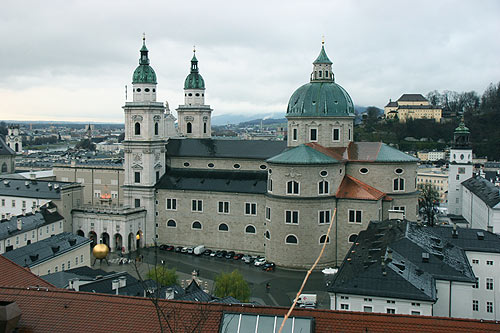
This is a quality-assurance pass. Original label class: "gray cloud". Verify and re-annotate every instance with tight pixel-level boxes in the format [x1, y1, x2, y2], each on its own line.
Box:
[0, 0, 499, 122]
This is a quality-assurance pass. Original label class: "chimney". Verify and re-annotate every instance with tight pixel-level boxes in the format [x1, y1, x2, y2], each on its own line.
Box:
[422, 252, 430, 263]
[112, 279, 120, 295]
[0, 301, 22, 333]
[16, 219, 22, 231]
[69, 278, 80, 291]
[119, 276, 126, 288]
[487, 226, 493, 233]
[30, 172, 36, 180]
[387, 249, 393, 262]
[477, 232, 485, 240]
[165, 287, 174, 300]
[452, 223, 458, 238]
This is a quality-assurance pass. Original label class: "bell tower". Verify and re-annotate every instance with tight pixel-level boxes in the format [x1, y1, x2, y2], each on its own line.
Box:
[122, 35, 167, 246]
[177, 47, 212, 138]
[447, 117, 473, 215]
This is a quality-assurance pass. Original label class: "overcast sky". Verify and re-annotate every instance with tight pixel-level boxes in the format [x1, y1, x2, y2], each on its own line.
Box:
[0, 0, 499, 123]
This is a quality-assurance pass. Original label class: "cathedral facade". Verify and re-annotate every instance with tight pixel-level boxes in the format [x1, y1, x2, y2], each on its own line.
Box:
[122, 39, 419, 268]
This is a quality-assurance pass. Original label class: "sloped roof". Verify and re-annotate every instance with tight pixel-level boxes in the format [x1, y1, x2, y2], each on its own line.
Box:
[462, 176, 500, 208]
[167, 138, 287, 160]
[0, 137, 15, 156]
[0, 286, 498, 332]
[155, 168, 267, 194]
[267, 144, 339, 165]
[385, 101, 398, 107]
[336, 175, 390, 201]
[0, 178, 78, 199]
[0, 255, 54, 289]
[0, 206, 64, 240]
[398, 94, 428, 102]
[429, 227, 500, 254]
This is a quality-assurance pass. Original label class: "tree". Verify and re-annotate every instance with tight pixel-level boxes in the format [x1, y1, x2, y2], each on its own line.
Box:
[147, 265, 179, 287]
[418, 183, 440, 226]
[214, 270, 250, 302]
[75, 138, 96, 151]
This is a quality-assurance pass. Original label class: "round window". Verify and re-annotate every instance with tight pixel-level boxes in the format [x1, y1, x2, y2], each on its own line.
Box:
[268, 169, 272, 174]
[195, 93, 200, 97]
[183, 162, 190, 167]
[208, 163, 214, 168]
[153, 89, 156, 92]
[188, 93, 192, 96]
[359, 168, 369, 174]
[395, 168, 404, 175]
[233, 163, 241, 169]
[260, 164, 267, 170]
[145, 88, 150, 92]
[136, 88, 141, 92]
[320, 170, 328, 177]
[460, 154, 464, 160]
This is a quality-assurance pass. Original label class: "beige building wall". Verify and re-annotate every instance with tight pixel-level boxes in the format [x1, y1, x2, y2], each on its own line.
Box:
[417, 168, 448, 203]
[169, 156, 269, 172]
[30, 242, 91, 276]
[0, 220, 63, 254]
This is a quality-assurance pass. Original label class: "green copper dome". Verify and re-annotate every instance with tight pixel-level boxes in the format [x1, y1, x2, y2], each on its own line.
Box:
[184, 52, 205, 90]
[132, 39, 157, 84]
[287, 82, 355, 117]
[313, 44, 333, 64]
[454, 117, 470, 134]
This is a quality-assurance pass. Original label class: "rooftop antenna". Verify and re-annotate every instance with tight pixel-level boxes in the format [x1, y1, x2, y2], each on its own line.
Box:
[125, 85, 127, 101]
[322, 35, 325, 45]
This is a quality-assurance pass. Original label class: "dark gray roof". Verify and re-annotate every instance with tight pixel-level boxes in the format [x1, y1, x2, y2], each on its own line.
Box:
[2, 232, 90, 268]
[462, 176, 500, 208]
[0, 137, 15, 156]
[385, 101, 398, 107]
[156, 168, 267, 194]
[483, 171, 499, 183]
[395, 104, 439, 109]
[41, 267, 110, 288]
[0, 178, 79, 199]
[329, 220, 476, 301]
[428, 227, 500, 254]
[166, 138, 286, 160]
[398, 94, 428, 102]
[78, 272, 146, 297]
[0, 204, 64, 240]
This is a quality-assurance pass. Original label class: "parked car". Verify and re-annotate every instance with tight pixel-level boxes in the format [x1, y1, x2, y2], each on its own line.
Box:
[187, 247, 194, 254]
[210, 250, 218, 257]
[254, 257, 266, 266]
[203, 249, 212, 256]
[225, 251, 235, 259]
[181, 247, 189, 253]
[243, 255, 255, 264]
[193, 245, 205, 255]
[175, 246, 183, 253]
[217, 250, 227, 258]
[159, 244, 169, 251]
[166, 245, 174, 251]
[233, 253, 244, 260]
[262, 262, 276, 271]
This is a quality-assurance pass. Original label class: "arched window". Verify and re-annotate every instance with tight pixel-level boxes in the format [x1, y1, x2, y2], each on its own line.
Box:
[192, 221, 202, 229]
[187, 122, 192, 134]
[1, 163, 7, 173]
[348, 234, 358, 243]
[167, 220, 176, 228]
[319, 235, 330, 244]
[286, 234, 298, 244]
[154, 122, 159, 135]
[134, 122, 141, 135]
[218, 223, 229, 232]
[245, 225, 256, 234]
[393, 178, 405, 191]
[203, 122, 207, 134]
[286, 180, 299, 195]
[318, 180, 329, 195]
[14, 143, 19, 152]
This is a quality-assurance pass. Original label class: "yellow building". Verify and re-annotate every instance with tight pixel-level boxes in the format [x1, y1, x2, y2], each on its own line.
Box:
[417, 167, 448, 203]
[385, 94, 442, 122]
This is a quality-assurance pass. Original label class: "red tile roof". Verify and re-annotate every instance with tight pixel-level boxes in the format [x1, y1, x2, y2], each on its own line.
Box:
[0, 287, 498, 333]
[336, 175, 391, 201]
[0, 255, 54, 289]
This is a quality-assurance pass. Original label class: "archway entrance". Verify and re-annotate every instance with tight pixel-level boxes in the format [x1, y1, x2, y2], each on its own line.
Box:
[114, 233, 123, 252]
[128, 233, 134, 252]
[77, 230, 84, 237]
[88, 231, 97, 247]
[101, 232, 110, 247]
[136, 230, 143, 249]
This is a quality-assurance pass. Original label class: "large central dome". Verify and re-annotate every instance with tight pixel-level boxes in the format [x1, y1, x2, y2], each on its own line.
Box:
[286, 43, 354, 118]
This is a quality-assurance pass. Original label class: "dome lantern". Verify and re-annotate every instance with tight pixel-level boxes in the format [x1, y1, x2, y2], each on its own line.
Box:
[132, 35, 157, 85]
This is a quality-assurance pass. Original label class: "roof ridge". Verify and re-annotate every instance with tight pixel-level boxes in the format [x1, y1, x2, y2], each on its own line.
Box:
[336, 175, 386, 200]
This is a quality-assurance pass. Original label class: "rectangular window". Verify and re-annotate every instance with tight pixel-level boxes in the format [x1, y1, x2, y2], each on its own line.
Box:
[134, 198, 141, 208]
[319, 210, 331, 224]
[318, 180, 329, 195]
[62, 263, 65, 271]
[11, 200, 15, 208]
[348, 210, 362, 223]
[1, 199, 4, 206]
[363, 306, 372, 312]
[111, 191, 118, 199]
[364, 298, 372, 302]
[348, 128, 351, 141]
[486, 278, 494, 290]
[245, 203, 257, 215]
[68, 260, 70, 269]
[456, 175, 460, 180]
[94, 178, 101, 184]
[94, 190, 101, 198]
[333, 128, 340, 141]
[134, 172, 140, 183]
[473, 278, 479, 289]
[268, 178, 273, 192]
[81, 255, 84, 263]
[472, 259, 479, 264]
[386, 308, 396, 314]
[473, 300, 479, 311]
[411, 311, 420, 316]
[487, 302, 493, 313]
[191, 200, 203, 212]
[285, 210, 299, 224]
[218, 201, 230, 214]
[393, 178, 405, 191]
[166, 198, 177, 211]
[76, 256, 79, 265]
[265, 206, 271, 220]
[487, 260, 494, 265]
[310, 128, 317, 141]
[156, 171, 160, 182]
[293, 128, 298, 141]
[22, 201, 26, 208]
[287, 181, 300, 194]
[340, 304, 349, 310]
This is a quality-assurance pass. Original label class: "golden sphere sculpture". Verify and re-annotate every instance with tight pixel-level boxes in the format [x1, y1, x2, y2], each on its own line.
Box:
[92, 243, 110, 259]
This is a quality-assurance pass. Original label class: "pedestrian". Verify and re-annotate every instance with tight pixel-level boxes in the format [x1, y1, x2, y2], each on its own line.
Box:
[266, 282, 270, 293]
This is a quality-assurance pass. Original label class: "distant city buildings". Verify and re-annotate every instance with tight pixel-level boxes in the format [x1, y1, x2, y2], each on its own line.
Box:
[384, 94, 442, 122]
[416, 166, 448, 203]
